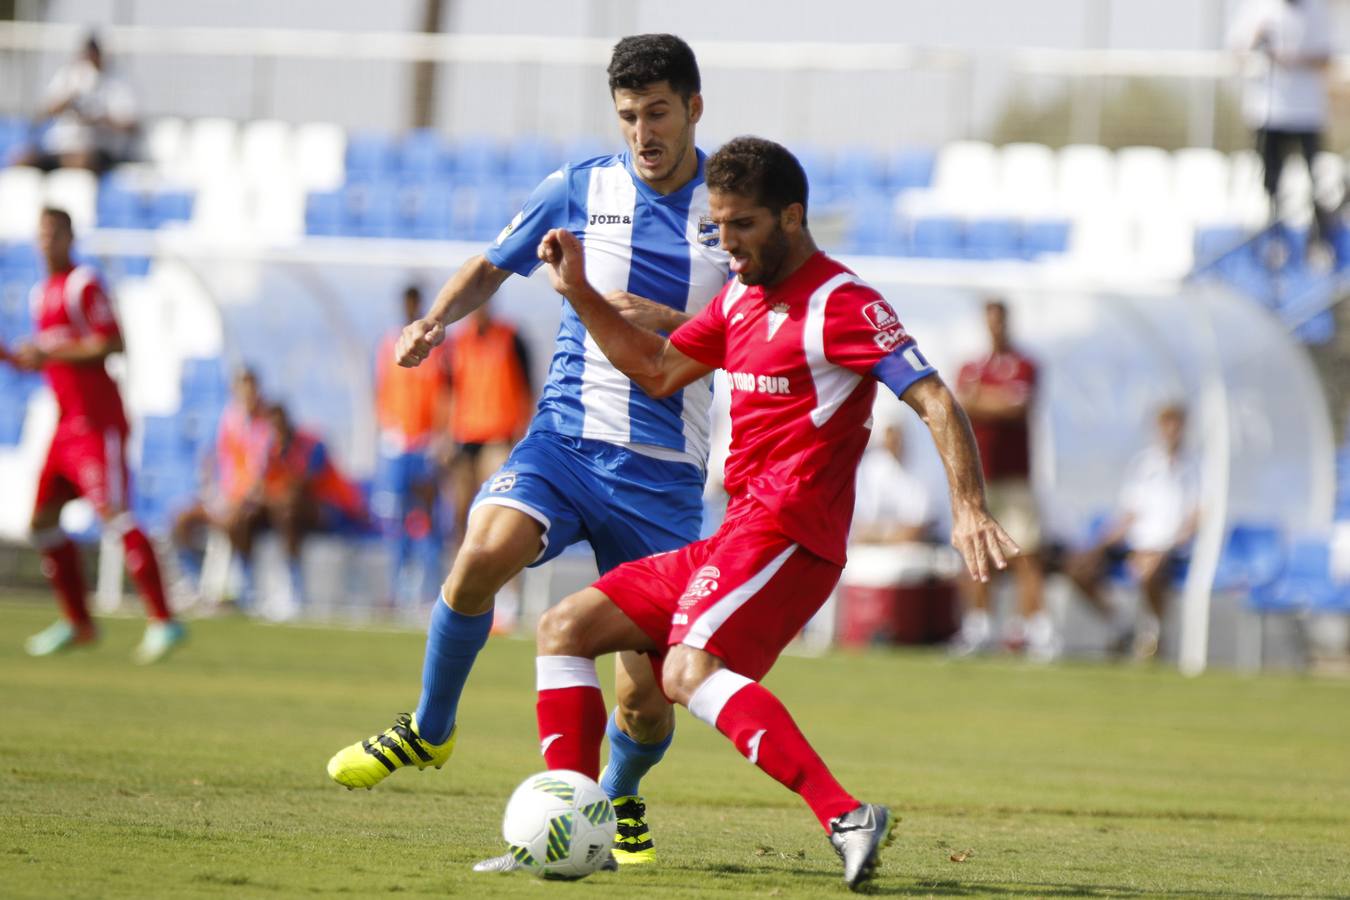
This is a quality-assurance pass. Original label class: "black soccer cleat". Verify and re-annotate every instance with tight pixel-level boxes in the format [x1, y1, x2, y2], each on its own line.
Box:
[828, 803, 894, 891]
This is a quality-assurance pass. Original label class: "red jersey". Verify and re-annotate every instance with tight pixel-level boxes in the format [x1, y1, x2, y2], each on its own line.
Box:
[956, 349, 1037, 481]
[30, 266, 127, 433]
[669, 252, 934, 566]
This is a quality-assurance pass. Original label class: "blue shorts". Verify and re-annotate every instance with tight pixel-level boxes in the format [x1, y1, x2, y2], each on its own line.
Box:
[372, 447, 436, 522]
[471, 430, 704, 574]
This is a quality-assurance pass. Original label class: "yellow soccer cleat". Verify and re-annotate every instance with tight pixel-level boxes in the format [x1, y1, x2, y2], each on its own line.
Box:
[611, 796, 657, 865]
[326, 713, 455, 790]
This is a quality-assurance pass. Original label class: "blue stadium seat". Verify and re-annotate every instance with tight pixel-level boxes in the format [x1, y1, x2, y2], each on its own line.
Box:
[305, 191, 343, 236]
[139, 414, 191, 465]
[908, 216, 964, 258]
[342, 183, 399, 238]
[843, 194, 898, 256]
[561, 136, 609, 165]
[401, 183, 453, 240]
[506, 135, 562, 182]
[450, 135, 506, 181]
[792, 147, 833, 198]
[887, 147, 936, 192]
[965, 218, 1021, 260]
[345, 132, 400, 183]
[400, 129, 451, 182]
[0, 401, 24, 446]
[152, 191, 194, 227]
[1213, 523, 1284, 593]
[1022, 220, 1071, 258]
[97, 180, 146, 229]
[832, 147, 889, 195]
[1250, 536, 1335, 613]
[1294, 309, 1335, 345]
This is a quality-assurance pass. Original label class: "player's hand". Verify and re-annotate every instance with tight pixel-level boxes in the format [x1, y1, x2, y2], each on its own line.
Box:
[605, 291, 679, 331]
[396, 318, 445, 368]
[537, 228, 586, 295]
[950, 505, 1019, 583]
[12, 343, 46, 371]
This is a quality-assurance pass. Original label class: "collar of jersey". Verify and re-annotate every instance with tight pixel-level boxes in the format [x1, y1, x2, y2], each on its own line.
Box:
[752, 250, 831, 303]
[622, 148, 707, 204]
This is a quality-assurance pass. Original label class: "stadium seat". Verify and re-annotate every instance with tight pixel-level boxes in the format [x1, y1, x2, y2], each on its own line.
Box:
[44, 168, 99, 234]
[1021, 219, 1071, 259]
[293, 122, 347, 191]
[832, 146, 889, 200]
[886, 147, 936, 193]
[401, 182, 453, 240]
[997, 143, 1056, 217]
[344, 132, 400, 183]
[1293, 309, 1335, 345]
[1172, 147, 1230, 223]
[0, 166, 44, 239]
[183, 117, 240, 184]
[450, 135, 506, 181]
[1135, 212, 1195, 277]
[152, 190, 195, 227]
[1054, 144, 1115, 215]
[0, 116, 30, 164]
[932, 140, 997, 214]
[1311, 151, 1346, 213]
[253, 176, 306, 241]
[343, 182, 400, 238]
[964, 217, 1020, 260]
[97, 179, 146, 229]
[305, 190, 343, 236]
[239, 119, 295, 182]
[1213, 523, 1284, 593]
[1114, 146, 1173, 218]
[907, 215, 964, 258]
[561, 136, 609, 165]
[143, 116, 186, 171]
[400, 129, 451, 182]
[505, 134, 563, 182]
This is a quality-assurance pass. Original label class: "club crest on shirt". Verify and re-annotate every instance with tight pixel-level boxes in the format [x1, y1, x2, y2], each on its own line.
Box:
[862, 299, 899, 331]
[766, 303, 790, 340]
[488, 471, 517, 493]
[697, 215, 720, 248]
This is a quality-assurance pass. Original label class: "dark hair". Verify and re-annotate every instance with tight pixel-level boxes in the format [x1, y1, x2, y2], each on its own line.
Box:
[402, 284, 422, 300]
[40, 206, 74, 234]
[984, 298, 1008, 314]
[705, 136, 809, 223]
[607, 34, 701, 101]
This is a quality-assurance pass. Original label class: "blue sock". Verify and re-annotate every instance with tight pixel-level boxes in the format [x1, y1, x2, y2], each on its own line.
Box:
[601, 710, 673, 799]
[413, 596, 493, 744]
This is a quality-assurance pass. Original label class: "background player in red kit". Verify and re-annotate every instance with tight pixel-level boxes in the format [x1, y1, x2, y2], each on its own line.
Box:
[0, 208, 186, 663]
[528, 138, 1017, 891]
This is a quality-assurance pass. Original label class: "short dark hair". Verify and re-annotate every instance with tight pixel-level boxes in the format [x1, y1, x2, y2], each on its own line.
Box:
[984, 298, 1008, 314]
[607, 34, 701, 101]
[705, 136, 809, 223]
[40, 206, 73, 234]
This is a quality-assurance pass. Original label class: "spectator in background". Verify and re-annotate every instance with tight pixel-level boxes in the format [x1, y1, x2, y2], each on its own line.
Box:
[374, 285, 448, 612]
[15, 34, 138, 174]
[170, 367, 271, 604]
[1229, 0, 1338, 258]
[1065, 403, 1199, 660]
[231, 403, 368, 609]
[949, 299, 1057, 661]
[851, 421, 936, 546]
[441, 300, 533, 544]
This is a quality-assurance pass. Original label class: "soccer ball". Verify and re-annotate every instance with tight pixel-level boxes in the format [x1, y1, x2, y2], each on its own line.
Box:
[501, 770, 617, 880]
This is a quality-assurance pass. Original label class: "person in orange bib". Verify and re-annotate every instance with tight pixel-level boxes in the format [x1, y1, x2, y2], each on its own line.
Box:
[440, 301, 533, 544]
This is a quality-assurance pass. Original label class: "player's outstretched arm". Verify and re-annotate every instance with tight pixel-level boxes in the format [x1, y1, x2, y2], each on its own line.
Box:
[15, 332, 123, 368]
[902, 374, 1019, 583]
[396, 255, 512, 368]
[538, 228, 711, 398]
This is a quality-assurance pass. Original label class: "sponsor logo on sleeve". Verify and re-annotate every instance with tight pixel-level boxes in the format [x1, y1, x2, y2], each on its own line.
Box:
[488, 472, 517, 493]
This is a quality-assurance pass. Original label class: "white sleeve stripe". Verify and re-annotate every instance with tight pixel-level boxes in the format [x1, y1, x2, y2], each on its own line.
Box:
[536, 655, 601, 691]
[688, 668, 754, 727]
[803, 273, 863, 428]
[63, 266, 95, 336]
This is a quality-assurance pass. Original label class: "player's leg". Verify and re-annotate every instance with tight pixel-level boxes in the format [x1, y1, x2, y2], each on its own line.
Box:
[1127, 550, 1170, 660]
[328, 433, 587, 789]
[25, 462, 97, 655]
[269, 489, 320, 607]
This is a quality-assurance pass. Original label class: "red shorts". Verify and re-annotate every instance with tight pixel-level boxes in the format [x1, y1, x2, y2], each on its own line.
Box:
[35, 419, 131, 514]
[594, 500, 842, 682]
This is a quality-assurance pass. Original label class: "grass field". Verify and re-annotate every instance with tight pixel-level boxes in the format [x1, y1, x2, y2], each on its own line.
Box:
[2, 595, 1348, 899]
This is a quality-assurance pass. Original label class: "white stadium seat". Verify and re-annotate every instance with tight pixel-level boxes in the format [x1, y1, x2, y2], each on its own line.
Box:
[1312, 151, 1345, 214]
[931, 140, 998, 214]
[240, 119, 295, 182]
[1172, 147, 1230, 222]
[144, 117, 186, 170]
[190, 174, 250, 238]
[252, 176, 306, 241]
[1135, 212, 1195, 278]
[1114, 146, 1173, 217]
[0, 166, 45, 239]
[183, 117, 240, 184]
[1227, 150, 1271, 227]
[1275, 152, 1314, 228]
[1054, 144, 1115, 215]
[293, 121, 347, 192]
[997, 142, 1056, 216]
[44, 168, 99, 235]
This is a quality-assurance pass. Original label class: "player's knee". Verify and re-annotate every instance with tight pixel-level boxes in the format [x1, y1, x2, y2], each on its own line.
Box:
[536, 596, 590, 656]
[442, 544, 516, 614]
[615, 700, 672, 744]
[659, 656, 700, 707]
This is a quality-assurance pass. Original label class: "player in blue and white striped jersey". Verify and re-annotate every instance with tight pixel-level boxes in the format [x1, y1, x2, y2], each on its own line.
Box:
[326, 34, 730, 869]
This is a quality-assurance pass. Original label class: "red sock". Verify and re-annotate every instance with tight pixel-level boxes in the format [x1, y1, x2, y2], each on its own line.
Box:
[122, 526, 172, 621]
[535, 656, 607, 779]
[40, 537, 92, 628]
[690, 670, 858, 831]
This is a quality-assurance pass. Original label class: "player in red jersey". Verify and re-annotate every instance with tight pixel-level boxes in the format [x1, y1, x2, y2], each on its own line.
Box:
[950, 300, 1056, 660]
[527, 137, 1017, 891]
[3, 208, 185, 663]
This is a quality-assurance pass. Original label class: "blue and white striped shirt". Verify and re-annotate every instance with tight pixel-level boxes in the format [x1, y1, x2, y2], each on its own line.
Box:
[485, 150, 730, 467]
